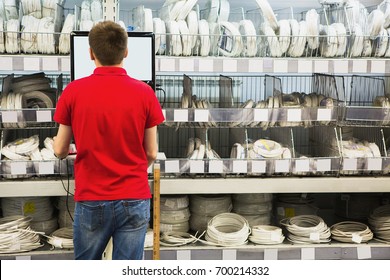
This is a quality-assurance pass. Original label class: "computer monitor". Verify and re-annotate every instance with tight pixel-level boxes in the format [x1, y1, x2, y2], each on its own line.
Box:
[70, 31, 155, 90]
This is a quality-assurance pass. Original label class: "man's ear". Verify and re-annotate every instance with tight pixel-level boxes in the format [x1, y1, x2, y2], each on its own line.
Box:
[123, 48, 128, 59]
[89, 48, 95, 60]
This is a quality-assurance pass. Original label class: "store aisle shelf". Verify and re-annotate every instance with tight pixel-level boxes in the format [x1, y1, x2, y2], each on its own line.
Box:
[2, 55, 390, 74]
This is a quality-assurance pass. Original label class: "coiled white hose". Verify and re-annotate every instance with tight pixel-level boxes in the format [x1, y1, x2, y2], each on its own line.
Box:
[349, 24, 364, 57]
[166, 20, 182, 56]
[90, 0, 103, 22]
[288, 19, 307, 57]
[372, 28, 388, 57]
[5, 19, 19, 54]
[178, 19, 192, 56]
[177, 0, 197, 21]
[160, 231, 200, 247]
[153, 17, 167, 55]
[239, 19, 257, 57]
[59, 13, 75, 54]
[204, 213, 250, 246]
[21, 0, 42, 18]
[280, 215, 331, 244]
[0, 216, 44, 253]
[255, 0, 278, 31]
[330, 221, 373, 243]
[186, 10, 198, 50]
[249, 225, 285, 245]
[218, 21, 243, 57]
[46, 227, 74, 249]
[198, 19, 210, 56]
[368, 204, 390, 243]
[80, 0, 92, 21]
[319, 24, 338, 58]
[161, 195, 189, 211]
[368, 9, 385, 39]
[0, 21, 5, 53]
[260, 22, 283, 57]
[21, 15, 39, 53]
[42, 0, 58, 18]
[37, 17, 55, 54]
[306, 9, 320, 50]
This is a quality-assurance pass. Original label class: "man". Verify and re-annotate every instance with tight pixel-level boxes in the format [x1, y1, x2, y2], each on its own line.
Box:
[53, 21, 164, 260]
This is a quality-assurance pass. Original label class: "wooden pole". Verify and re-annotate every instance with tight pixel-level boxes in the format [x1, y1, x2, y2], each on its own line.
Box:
[152, 163, 160, 260]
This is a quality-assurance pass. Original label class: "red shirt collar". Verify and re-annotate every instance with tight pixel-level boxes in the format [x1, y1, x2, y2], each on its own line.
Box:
[93, 67, 127, 76]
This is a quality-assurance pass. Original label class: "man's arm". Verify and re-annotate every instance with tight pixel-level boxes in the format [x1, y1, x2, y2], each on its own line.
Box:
[144, 126, 158, 167]
[53, 124, 73, 159]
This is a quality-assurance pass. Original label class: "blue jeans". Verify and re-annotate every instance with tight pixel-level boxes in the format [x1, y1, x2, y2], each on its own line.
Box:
[73, 199, 150, 260]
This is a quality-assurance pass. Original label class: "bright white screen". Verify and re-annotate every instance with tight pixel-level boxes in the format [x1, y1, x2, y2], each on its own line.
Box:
[72, 36, 153, 81]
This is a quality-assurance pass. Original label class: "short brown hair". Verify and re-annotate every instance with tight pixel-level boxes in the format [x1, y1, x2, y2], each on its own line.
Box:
[88, 21, 128, 66]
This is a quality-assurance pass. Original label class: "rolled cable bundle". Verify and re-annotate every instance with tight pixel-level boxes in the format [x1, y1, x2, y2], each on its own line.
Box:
[280, 215, 331, 244]
[2, 135, 39, 156]
[166, 20, 182, 56]
[372, 28, 388, 57]
[368, 204, 390, 243]
[218, 21, 243, 57]
[90, 0, 103, 22]
[21, 0, 42, 18]
[205, 0, 219, 24]
[252, 139, 284, 159]
[319, 24, 338, 58]
[160, 194, 189, 211]
[260, 22, 283, 57]
[153, 17, 166, 55]
[5, 19, 19, 54]
[59, 13, 75, 54]
[198, 19, 210, 56]
[333, 22, 347, 57]
[277, 19, 291, 55]
[367, 9, 385, 39]
[348, 24, 364, 57]
[42, 0, 59, 18]
[384, 28, 390, 57]
[178, 19, 192, 56]
[21, 15, 40, 53]
[160, 231, 200, 247]
[209, 22, 220, 56]
[0, 215, 43, 253]
[46, 227, 73, 249]
[379, 0, 390, 28]
[330, 221, 373, 243]
[255, 0, 278, 31]
[305, 9, 320, 50]
[203, 213, 250, 247]
[239, 19, 257, 57]
[176, 0, 197, 21]
[14, 92, 27, 128]
[37, 17, 55, 54]
[4, 0, 19, 20]
[186, 10, 198, 52]
[288, 19, 307, 57]
[249, 225, 285, 245]
[80, 0, 92, 21]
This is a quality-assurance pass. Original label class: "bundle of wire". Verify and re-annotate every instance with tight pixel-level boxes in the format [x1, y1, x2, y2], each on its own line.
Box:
[1, 135, 40, 160]
[319, 24, 338, 58]
[348, 24, 364, 57]
[166, 20, 182, 56]
[379, 0, 390, 28]
[198, 19, 211, 56]
[153, 17, 167, 55]
[239, 19, 257, 57]
[46, 227, 74, 249]
[232, 194, 273, 227]
[186, 10, 198, 53]
[176, 0, 197, 21]
[37, 17, 55, 54]
[0, 21, 5, 53]
[249, 225, 285, 245]
[255, 0, 278, 31]
[1, 196, 55, 222]
[280, 215, 331, 244]
[372, 28, 389, 57]
[5, 19, 19, 54]
[367, 9, 385, 39]
[21, 0, 42, 18]
[80, 0, 92, 21]
[288, 20, 307, 58]
[42, 0, 59, 18]
[203, 213, 250, 246]
[330, 221, 373, 243]
[305, 9, 320, 50]
[0, 215, 43, 253]
[160, 231, 201, 247]
[90, 0, 103, 22]
[178, 19, 192, 56]
[368, 204, 390, 243]
[0, 90, 27, 128]
[217, 21, 243, 57]
[161, 194, 189, 211]
[4, 0, 19, 20]
[59, 14, 75, 54]
[21, 15, 40, 53]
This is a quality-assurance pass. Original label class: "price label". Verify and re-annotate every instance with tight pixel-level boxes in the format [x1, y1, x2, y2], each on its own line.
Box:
[317, 108, 332, 121]
[367, 158, 382, 171]
[189, 160, 204, 173]
[343, 158, 357, 171]
[357, 246, 372, 260]
[301, 248, 315, 260]
[251, 160, 266, 173]
[39, 161, 54, 175]
[275, 160, 289, 173]
[36, 110, 52, 122]
[233, 160, 247, 173]
[316, 159, 331, 172]
[194, 109, 209, 122]
[264, 248, 278, 260]
[287, 109, 302, 122]
[254, 109, 268, 121]
[352, 233, 363, 244]
[271, 231, 281, 242]
[295, 159, 310, 172]
[10, 162, 27, 175]
[173, 109, 188, 122]
[310, 232, 320, 241]
[2, 111, 18, 123]
[209, 160, 223, 173]
[165, 160, 180, 173]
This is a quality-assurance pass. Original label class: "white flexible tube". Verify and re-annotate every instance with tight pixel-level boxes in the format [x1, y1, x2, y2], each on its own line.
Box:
[239, 19, 257, 57]
[186, 10, 198, 50]
[37, 17, 55, 54]
[5, 19, 19, 54]
[198, 19, 210, 56]
[90, 0, 103, 22]
[178, 19, 192, 56]
[153, 17, 167, 55]
[255, 0, 278, 31]
[306, 9, 320, 50]
[59, 13, 75, 54]
[218, 21, 243, 57]
[80, 0, 92, 21]
[177, 0, 197, 21]
[21, 15, 40, 54]
[166, 20, 182, 56]
[249, 225, 285, 245]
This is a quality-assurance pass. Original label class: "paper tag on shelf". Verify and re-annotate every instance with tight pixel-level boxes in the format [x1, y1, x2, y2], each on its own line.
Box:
[316, 159, 331, 172]
[194, 109, 209, 122]
[310, 232, 320, 241]
[189, 160, 204, 173]
[177, 250, 191, 260]
[367, 158, 382, 171]
[343, 158, 357, 171]
[317, 108, 332, 121]
[36, 110, 52, 122]
[39, 161, 54, 175]
[352, 234, 363, 244]
[271, 231, 281, 242]
[165, 160, 180, 173]
[2, 111, 18, 123]
[275, 160, 289, 173]
[209, 160, 223, 173]
[295, 159, 310, 172]
[222, 249, 237, 260]
[10, 162, 27, 175]
[264, 248, 278, 260]
[254, 109, 268, 121]
[287, 109, 302, 122]
[233, 160, 247, 173]
[301, 248, 315, 260]
[251, 160, 266, 173]
[357, 246, 371, 260]
[174, 109, 188, 122]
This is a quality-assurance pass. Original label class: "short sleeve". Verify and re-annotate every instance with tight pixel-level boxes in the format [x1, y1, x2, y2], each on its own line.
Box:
[145, 90, 165, 128]
[53, 86, 72, 126]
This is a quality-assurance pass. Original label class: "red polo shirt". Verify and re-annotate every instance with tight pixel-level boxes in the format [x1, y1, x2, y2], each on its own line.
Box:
[54, 67, 164, 201]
